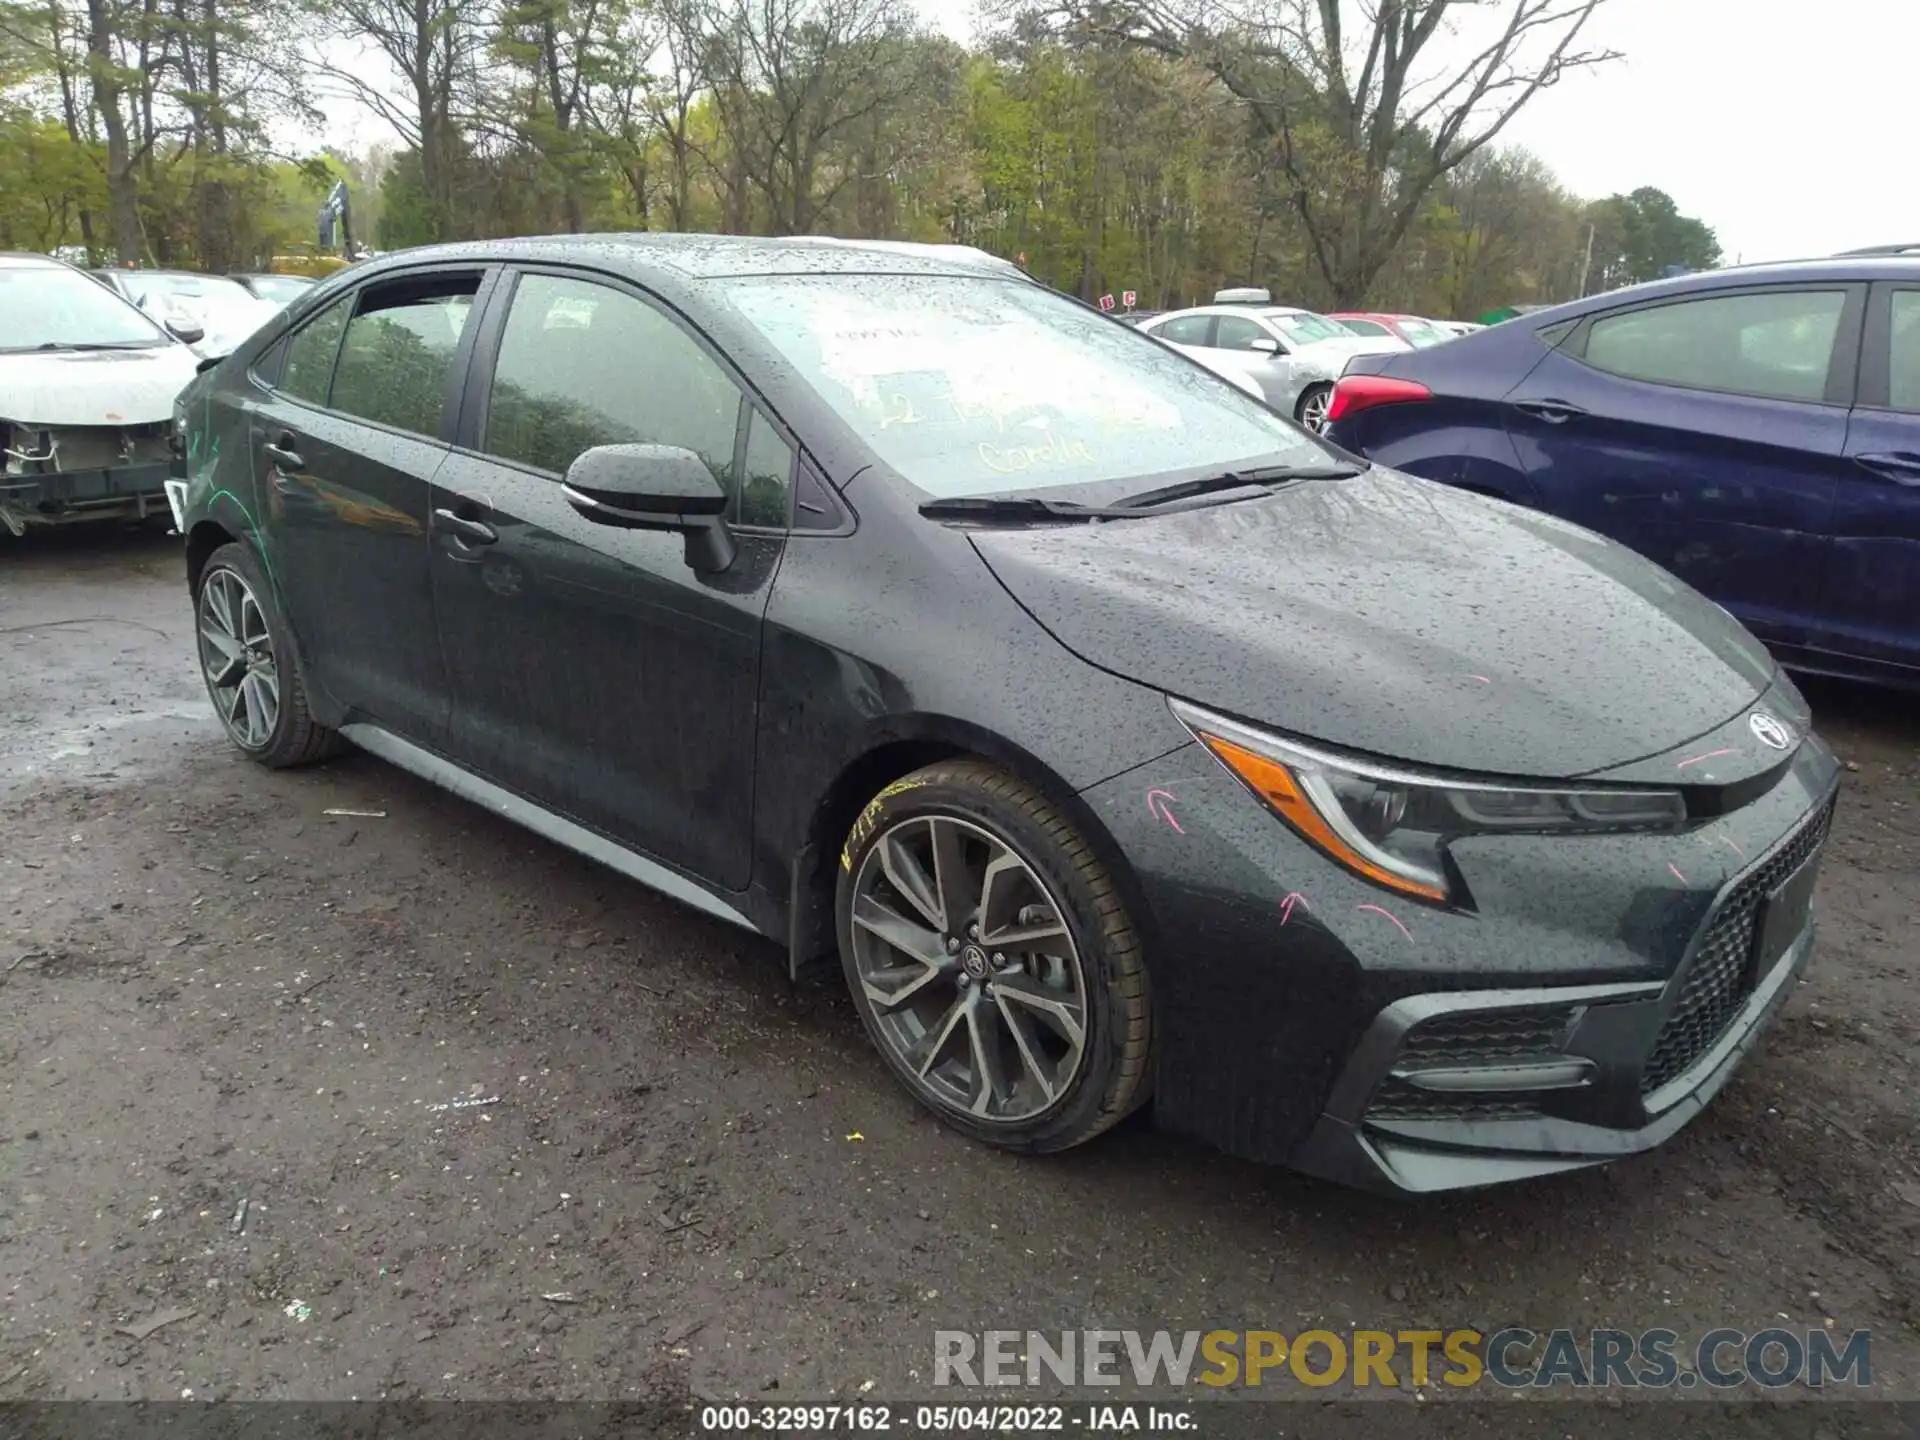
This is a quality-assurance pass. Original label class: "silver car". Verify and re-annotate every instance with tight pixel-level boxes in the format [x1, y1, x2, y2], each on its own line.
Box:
[1137, 296, 1407, 430]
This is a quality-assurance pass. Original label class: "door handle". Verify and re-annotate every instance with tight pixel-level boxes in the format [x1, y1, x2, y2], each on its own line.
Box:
[1513, 399, 1587, 424]
[433, 507, 498, 546]
[1852, 452, 1920, 486]
[262, 433, 304, 469]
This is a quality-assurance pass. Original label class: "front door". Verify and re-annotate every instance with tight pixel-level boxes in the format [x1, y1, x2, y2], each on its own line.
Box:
[1828, 282, 1920, 673]
[253, 269, 486, 743]
[1502, 284, 1859, 646]
[430, 269, 793, 889]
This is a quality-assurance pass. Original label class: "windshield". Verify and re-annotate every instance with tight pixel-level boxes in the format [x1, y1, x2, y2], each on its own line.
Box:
[1397, 318, 1448, 347]
[244, 275, 315, 305]
[0, 266, 170, 350]
[1267, 311, 1357, 346]
[725, 275, 1324, 498]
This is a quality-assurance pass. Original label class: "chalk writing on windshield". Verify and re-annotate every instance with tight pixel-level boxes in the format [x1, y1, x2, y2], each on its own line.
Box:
[978, 435, 1095, 475]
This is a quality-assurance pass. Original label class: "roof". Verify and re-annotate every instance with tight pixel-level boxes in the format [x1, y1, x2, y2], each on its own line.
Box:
[1494, 253, 1920, 329]
[0, 252, 66, 270]
[349, 233, 1027, 283]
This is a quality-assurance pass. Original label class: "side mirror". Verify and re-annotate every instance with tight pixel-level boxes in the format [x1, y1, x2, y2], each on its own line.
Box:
[562, 443, 735, 572]
[166, 318, 206, 346]
[1248, 336, 1280, 355]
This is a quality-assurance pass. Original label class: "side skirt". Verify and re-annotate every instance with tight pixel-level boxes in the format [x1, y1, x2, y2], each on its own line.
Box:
[339, 722, 760, 934]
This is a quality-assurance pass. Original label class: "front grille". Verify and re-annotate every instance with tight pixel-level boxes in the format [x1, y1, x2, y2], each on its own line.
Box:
[1641, 798, 1835, 1095]
[1366, 1080, 1541, 1124]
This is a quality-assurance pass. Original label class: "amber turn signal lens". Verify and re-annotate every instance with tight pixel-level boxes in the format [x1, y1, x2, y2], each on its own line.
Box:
[1197, 732, 1450, 904]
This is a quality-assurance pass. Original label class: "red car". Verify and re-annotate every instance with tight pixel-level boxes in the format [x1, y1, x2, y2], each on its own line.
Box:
[1327, 312, 1451, 348]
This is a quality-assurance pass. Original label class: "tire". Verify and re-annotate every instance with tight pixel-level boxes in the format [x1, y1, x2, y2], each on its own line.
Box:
[194, 541, 344, 768]
[1295, 382, 1333, 433]
[835, 759, 1152, 1153]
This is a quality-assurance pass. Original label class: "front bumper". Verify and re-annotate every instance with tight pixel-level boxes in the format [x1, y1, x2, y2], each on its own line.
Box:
[1077, 722, 1842, 1193]
[0, 459, 173, 532]
[1292, 912, 1817, 1194]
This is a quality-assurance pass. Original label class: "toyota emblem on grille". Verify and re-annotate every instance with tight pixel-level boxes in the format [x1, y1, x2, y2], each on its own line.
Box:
[1749, 712, 1794, 750]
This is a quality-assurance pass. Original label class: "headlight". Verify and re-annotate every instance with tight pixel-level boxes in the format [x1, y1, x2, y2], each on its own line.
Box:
[1169, 699, 1687, 905]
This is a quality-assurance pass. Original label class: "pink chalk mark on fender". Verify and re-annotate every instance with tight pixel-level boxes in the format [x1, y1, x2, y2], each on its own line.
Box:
[1675, 747, 1736, 771]
[1278, 892, 1310, 926]
[1668, 862, 1688, 884]
[1145, 788, 1184, 835]
[1355, 903, 1413, 941]
[1467, 674, 1492, 685]
[1719, 833, 1748, 860]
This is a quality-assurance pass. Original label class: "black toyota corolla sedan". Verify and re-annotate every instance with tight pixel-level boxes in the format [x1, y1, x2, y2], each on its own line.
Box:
[168, 235, 1841, 1194]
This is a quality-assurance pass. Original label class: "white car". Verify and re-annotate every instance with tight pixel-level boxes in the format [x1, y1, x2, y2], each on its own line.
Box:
[92, 268, 281, 360]
[0, 254, 201, 536]
[1136, 292, 1408, 431]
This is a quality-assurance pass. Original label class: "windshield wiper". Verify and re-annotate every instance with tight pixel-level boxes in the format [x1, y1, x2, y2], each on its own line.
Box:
[1111, 463, 1364, 512]
[920, 462, 1366, 525]
[918, 495, 1149, 523]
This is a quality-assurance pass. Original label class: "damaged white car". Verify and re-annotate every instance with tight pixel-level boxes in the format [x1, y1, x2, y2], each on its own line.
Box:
[1, 253, 202, 536]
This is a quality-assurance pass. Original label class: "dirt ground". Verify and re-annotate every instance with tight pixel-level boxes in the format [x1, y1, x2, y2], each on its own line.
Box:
[2, 527, 1917, 1425]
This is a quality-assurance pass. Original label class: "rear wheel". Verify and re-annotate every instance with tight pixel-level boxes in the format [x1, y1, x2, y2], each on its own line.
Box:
[195, 541, 342, 768]
[1296, 382, 1333, 433]
[835, 760, 1151, 1152]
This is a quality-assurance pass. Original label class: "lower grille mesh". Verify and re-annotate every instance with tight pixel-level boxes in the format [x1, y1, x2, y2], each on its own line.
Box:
[1641, 798, 1834, 1095]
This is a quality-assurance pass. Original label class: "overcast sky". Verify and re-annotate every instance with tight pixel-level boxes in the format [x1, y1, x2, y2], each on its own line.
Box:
[309, 0, 1911, 266]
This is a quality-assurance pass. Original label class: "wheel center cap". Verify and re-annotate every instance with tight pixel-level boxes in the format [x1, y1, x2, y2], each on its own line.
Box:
[960, 944, 991, 980]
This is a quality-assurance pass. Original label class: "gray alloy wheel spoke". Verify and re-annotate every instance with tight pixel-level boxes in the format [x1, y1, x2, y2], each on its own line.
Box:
[878, 829, 945, 931]
[994, 991, 1059, 1104]
[849, 811, 1091, 1126]
[238, 674, 269, 744]
[993, 972, 1087, 1052]
[851, 895, 951, 1012]
[240, 594, 268, 648]
[928, 818, 980, 933]
[200, 623, 242, 663]
[221, 670, 247, 728]
[1302, 390, 1331, 432]
[205, 573, 237, 638]
[964, 998, 1014, 1116]
[915, 995, 970, 1079]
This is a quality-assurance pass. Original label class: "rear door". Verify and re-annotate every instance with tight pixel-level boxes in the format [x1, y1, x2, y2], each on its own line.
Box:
[251, 266, 489, 744]
[428, 267, 790, 889]
[1830, 282, 1920, 672]
[1502, 284, 1862, 645]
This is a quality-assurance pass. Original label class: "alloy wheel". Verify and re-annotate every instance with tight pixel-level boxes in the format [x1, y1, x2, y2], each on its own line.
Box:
[197, 567, 281, 749]
[848, 814, 1089, 1124]
[1299, 386, 1332, 433]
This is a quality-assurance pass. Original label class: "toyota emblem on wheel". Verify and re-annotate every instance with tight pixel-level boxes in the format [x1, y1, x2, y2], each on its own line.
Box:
[1750, 712, 1794, 750]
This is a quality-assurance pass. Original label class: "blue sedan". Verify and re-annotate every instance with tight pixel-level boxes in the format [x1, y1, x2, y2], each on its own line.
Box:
[1326, 256, 1920, 687]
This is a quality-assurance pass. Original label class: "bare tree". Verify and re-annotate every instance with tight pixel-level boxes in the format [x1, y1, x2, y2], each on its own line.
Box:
[307, 0, 493, 239]
[699, 0, 916, 235]
[1051, 0, 1620, 304]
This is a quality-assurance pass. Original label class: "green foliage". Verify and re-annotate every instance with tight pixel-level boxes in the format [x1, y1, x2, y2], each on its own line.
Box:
[1588, 186, 1724, 288]
[0, 0, 1716, 318]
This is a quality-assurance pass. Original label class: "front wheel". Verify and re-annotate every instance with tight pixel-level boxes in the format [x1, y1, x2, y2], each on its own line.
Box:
[1295, 382, 1333, 433]
[835, 760, 1152, 1152]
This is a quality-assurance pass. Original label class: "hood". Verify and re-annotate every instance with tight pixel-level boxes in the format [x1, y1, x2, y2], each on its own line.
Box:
[0, 346, 200, 427]
[969, 470, 1778, 779]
